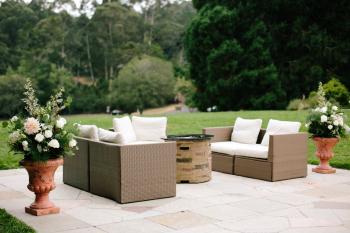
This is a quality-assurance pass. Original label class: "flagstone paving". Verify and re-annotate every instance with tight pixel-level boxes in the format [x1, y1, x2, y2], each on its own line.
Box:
[1, 165, 350, 233]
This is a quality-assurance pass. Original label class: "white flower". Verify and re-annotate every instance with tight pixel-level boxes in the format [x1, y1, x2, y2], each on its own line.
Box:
[37, 145, 42, 152]
[56, 117, 67, 129]
[320, 106, 327, 113]
[69, 139, 77, 148]
[333, 120, 339, 126]
[44, 130, 53, 138]
[332, 106, 338, 111]
[328, 125, 333, 130]
[314, 107, 320, 112]
[22, 141, 29, 151]
[48, 139, 60, 149]
[10, 116, 18, 122]
[320, 115, 328, 123]
[9, 131, 21, 144]
[24, 117, 40, 135]
[35, 133, 45, 143]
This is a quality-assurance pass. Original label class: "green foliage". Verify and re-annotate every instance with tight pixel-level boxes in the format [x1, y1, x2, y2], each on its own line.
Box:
[110, 55, 175, 114]
[287, 98, 310, 111]
[175, 78, 196, 107]
[0, 74, 27, 118]
[306, 83, 347, 138]
[0, 209, 35, 233]
[2, 80, 78, 162]
[323, 78, 349, 107]
[186, 0, 350, 110]
[185, 3, 285, 111]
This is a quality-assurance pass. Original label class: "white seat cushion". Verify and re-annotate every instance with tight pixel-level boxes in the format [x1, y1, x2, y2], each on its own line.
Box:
[78, 125, 99, 141]
[132, 116, 167, 142]
[261, 119, 301, 146]
[98, 128, 121, 143]
[113, 116, 137, 144]
[231, 117, 262, 144]
[211, 141, 268, 159]
[126, 140, 162, 145]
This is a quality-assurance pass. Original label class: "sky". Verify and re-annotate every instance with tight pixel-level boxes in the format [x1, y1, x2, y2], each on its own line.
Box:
[0, 0, 189, 17]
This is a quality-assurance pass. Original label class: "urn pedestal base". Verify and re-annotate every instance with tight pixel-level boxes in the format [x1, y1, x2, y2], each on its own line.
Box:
[25, 206, 60, 216]
[312, 166, 336, 174]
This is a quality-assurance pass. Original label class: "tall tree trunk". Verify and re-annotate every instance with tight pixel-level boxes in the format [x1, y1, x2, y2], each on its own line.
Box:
[149, 7, 154, 45]
[104, 50, 108, 80]
[108, 22, 113, 79]
[85, 34, 94, 82]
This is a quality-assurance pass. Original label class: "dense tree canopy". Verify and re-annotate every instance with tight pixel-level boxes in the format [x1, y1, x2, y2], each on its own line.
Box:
[186, 0, 350, 110]
[110, 55, 175, 114]
[0, 0, 195, 117]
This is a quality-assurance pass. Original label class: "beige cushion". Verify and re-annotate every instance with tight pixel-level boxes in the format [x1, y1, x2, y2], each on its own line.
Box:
[211, 141, 268, 159]
[132, 116, 167, 141]
[98, 128, 121, 143]
[261, 119, 301, 146]
[113, 116, 137, 144]
[231, 117, 262, 144]
[78, 125, 99, 141]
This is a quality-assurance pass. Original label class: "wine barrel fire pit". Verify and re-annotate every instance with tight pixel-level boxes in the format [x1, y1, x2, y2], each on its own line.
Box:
[165, 134, 213, 183]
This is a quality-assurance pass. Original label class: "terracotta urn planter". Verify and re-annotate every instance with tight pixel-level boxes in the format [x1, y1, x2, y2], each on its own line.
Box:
[312, 137, 339, 174]
[20, 158, 63, 216]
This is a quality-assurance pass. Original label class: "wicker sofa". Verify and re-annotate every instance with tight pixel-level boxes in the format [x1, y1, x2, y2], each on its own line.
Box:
[203, 127, 308, 181]
[63, 136, 177, 203]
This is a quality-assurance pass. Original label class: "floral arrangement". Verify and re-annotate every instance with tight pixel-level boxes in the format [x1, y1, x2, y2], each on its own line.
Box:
[306, 83, 348, 138]
[2, 80, 78, 161]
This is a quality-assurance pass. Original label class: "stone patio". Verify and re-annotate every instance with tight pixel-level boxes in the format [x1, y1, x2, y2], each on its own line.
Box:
[1, 165, 350, 233]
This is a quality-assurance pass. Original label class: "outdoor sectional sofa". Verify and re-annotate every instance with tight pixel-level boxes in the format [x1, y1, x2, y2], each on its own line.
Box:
[203, 123, 308, 181]
[64, 136, 177, 203]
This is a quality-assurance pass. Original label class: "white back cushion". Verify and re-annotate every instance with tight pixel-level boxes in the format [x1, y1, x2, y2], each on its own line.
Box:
[98, 128, 121, 143]
[261, 119, 301, 146]
[113, 116, 137, 144]
[132, 116, 167, 141]
[231, 117, 262, 144]
[78, 125, 99, 141]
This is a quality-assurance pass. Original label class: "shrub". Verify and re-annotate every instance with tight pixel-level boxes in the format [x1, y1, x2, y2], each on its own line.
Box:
[286, 98, 310, 111]
[0, 74, 27, 118]
[323, 78, 349, 107]
[110, 55, 175, 114]
[174, 78, 196, 107]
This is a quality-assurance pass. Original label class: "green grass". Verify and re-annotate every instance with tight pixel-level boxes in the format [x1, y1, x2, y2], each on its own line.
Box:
[1, 110, 349, 169]
[0, 209, 35, 233]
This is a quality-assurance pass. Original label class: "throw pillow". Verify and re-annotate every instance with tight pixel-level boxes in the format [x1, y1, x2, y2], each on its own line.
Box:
[231, 117, 262, 144]
[132, 116, 167, 141]
[113, 116, 137, 144]
[261, 119, 301, 146]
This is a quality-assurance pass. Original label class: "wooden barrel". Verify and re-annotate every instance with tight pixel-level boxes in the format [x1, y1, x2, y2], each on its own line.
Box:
[175, 139, 212, 183]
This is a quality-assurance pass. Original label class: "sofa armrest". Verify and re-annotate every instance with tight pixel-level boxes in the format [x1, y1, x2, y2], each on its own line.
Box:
[268, 133, 308, 162]
[89, 141, 176, 203]
[202, 127, 233, 142]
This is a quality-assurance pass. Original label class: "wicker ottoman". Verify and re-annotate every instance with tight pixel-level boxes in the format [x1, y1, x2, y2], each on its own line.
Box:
[166, 134, 213, 183]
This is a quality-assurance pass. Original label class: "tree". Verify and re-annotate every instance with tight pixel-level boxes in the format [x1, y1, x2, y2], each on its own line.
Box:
[0, 74, 27, 118]
[110, 55, 175, 114]
[0, 0, 38, 74]
[185, 3, 285, 110]
[323, 78, 349, 106]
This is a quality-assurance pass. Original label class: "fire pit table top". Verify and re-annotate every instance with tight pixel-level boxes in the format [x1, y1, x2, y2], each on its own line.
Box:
[164, 134, 213, 141]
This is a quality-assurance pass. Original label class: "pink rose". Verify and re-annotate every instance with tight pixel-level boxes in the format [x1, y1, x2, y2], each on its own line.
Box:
[24, 117, 40, 135]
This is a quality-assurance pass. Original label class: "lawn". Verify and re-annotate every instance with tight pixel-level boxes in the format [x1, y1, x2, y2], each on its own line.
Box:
[0, 110, 349, 170]
[0, 209, 35, 233]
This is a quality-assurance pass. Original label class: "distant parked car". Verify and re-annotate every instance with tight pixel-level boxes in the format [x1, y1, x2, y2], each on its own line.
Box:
[112, 109, 123, 115]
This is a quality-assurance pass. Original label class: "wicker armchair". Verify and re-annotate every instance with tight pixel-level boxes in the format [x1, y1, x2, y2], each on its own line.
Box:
[64, 137, 177, 203]
[203, 127, 308, 181]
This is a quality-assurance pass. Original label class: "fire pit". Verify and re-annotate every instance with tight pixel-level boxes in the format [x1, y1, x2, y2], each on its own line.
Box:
[165, 134, 213, 183]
